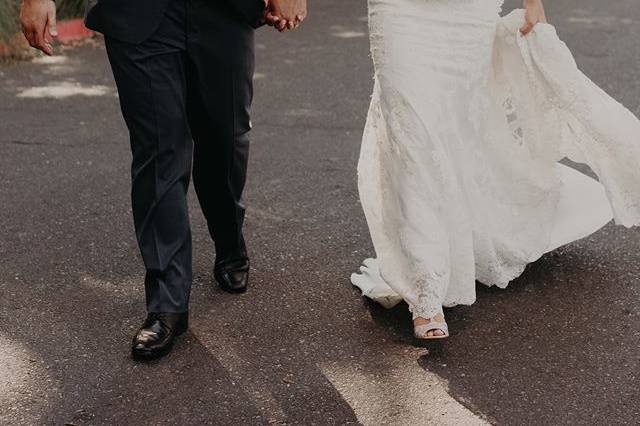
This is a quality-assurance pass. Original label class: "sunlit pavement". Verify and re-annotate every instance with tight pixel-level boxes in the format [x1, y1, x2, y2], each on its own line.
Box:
[1, 0, 639, 424]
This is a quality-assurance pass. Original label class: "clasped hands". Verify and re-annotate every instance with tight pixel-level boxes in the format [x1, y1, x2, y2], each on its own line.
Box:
[264, 0, 307, 32]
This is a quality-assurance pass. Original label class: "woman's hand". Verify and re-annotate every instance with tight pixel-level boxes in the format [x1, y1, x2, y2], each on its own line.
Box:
[520, 0, 547, 36]
[265, 0, 307, 32]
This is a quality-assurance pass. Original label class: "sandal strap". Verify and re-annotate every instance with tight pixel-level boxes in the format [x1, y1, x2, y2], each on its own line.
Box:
[414, 321, 449, 336]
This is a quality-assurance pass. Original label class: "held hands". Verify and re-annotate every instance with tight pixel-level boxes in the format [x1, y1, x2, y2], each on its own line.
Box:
[264, 0, 307, 32]
[520, 0, 547, 36]
[20, 0, 58, 55]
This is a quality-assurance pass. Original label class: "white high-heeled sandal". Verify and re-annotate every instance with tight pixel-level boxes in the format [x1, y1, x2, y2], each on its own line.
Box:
[414, 318, 449, 340]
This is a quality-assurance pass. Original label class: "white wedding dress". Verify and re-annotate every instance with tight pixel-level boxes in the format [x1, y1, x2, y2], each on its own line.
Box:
[351, 0, 640, 319]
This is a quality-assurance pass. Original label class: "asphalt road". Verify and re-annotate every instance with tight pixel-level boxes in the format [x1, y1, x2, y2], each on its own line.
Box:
[1, 0, 639, 424]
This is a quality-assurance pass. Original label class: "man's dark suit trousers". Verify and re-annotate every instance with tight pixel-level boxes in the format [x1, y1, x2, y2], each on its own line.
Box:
[104, 0, 254, 312]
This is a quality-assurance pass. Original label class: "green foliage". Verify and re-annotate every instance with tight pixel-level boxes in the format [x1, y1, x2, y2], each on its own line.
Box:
[0, 0, 20, 40]
[57, 0, 86, 20]
[0, 0, 86, 40]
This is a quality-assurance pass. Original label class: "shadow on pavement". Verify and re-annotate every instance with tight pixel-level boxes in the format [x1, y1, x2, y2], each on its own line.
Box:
[414, 229, 640, 425]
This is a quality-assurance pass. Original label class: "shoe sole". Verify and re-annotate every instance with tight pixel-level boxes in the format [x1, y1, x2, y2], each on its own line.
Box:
[415, 334, 449, 340]
[217, 283, 248, 294]
[215, 276, 248, 294]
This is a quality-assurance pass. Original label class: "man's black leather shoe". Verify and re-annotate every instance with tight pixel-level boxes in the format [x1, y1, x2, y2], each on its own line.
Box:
[214, 259, 249, 293]
[131, 312, 188, 360]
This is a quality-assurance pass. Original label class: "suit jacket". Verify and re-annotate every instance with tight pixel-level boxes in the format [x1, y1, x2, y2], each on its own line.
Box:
[85, 0, 265, 43]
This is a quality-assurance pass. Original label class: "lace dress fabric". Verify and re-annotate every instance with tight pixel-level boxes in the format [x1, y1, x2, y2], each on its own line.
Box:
[352, 2, 640, 319]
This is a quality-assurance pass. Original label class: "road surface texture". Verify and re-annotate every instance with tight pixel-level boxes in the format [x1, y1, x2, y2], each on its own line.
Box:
[1, 0, 639, 424]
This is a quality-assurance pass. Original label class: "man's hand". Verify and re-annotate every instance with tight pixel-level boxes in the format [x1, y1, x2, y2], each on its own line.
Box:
[265, 0, 307, 32]
[20, 0, 57, 56]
